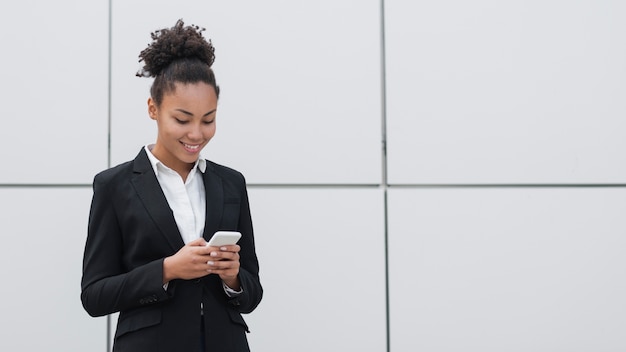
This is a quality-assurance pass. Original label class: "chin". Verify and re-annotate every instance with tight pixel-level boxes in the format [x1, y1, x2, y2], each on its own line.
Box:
[181, 156, 200, 164]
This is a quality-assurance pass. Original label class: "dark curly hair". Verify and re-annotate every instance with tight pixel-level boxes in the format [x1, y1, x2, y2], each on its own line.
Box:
[137, 19, 220, 105]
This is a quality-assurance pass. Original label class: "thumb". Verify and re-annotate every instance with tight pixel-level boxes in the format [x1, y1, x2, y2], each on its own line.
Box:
[188, 237, 208, 246]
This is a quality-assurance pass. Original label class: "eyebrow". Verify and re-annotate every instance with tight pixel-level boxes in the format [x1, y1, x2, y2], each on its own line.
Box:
[175, 108, 216, 117]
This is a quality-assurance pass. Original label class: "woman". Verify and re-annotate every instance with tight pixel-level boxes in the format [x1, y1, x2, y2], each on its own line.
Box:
[81, 20, 262, 352]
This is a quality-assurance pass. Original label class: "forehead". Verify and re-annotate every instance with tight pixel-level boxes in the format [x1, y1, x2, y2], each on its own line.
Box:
[162, 82, 218, 108]
[168, 82, 217, 99]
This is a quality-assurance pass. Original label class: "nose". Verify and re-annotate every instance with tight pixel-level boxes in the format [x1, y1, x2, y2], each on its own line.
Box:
[187, 123, 203, 141]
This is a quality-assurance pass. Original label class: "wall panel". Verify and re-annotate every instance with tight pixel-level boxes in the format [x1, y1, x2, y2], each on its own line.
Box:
[243, 188, 387, 351]
[385, 0, 626, 184]
[0, 188, 106, 351]
[0, 1, 109, 184]
[388, 187, 626, 352]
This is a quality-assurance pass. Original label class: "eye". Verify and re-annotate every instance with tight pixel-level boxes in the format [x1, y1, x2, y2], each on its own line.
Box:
[203, 119, 215, 125]
[175, 118, 189, 125]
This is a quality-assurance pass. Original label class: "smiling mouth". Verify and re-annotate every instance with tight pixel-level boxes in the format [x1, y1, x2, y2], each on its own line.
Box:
[182, 142, 201, 151]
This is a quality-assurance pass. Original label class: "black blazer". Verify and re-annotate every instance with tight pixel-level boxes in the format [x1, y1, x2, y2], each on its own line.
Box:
[81, 149, 262, 352]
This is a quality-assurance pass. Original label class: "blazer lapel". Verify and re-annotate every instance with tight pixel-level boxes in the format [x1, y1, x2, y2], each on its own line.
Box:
[202, 162, 224, 241]
[130, 149, 185, 251]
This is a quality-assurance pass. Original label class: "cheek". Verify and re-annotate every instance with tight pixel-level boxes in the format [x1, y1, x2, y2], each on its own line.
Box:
[161, 121, 185, 137]
[203, 124, 217, 138]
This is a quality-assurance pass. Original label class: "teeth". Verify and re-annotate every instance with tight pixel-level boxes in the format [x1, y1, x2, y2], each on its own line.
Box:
[184, 143, 200, 150]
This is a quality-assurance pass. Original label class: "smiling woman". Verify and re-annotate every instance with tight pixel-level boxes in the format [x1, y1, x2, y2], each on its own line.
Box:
[80, 19, 262, 352]
[148, 82, 218, 181]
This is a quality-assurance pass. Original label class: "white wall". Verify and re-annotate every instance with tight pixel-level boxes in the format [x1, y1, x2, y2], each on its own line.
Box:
[1, 1, 625, 351]
[0, 189, 106, 351]
[385, 0, 626, 184]
[388, 188, 626, 351]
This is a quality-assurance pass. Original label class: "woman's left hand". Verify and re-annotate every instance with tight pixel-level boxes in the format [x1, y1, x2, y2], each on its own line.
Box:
[206, 244, 241, 290]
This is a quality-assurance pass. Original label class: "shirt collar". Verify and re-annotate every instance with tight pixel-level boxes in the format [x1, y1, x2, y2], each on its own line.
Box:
[144, 144, 206, 176]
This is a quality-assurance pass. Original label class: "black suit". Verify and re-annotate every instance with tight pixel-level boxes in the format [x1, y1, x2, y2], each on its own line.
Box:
[81, 149, 262, 352]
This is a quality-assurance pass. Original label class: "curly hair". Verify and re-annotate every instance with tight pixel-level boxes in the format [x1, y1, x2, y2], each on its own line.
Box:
[137, 19, 220, 105]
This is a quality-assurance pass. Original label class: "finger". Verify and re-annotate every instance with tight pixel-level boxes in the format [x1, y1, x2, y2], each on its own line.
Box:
[189, 246, 212, 259]
[203, 245, 239, 259]
[207, 250, 240, 261]
[218, 244, 240, 253]
[207, 258, 240, 271]
[204, 245, 222, 254]
[188, 237, 208, 247]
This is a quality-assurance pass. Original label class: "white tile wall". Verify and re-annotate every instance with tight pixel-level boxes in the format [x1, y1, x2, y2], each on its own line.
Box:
[388, 187, 626, 352]
[244, 188, 387, 351]
[385, 0, 626, 184]
[0, 188, 106, 351]
[0, 1, 109, 184]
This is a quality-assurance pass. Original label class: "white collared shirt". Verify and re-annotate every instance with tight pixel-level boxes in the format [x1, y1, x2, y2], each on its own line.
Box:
[145, 145, 206, 244]
[145, 145, 242, 297]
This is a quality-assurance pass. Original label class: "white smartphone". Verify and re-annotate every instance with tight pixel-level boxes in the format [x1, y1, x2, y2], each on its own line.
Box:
[206, 231, 241, 247]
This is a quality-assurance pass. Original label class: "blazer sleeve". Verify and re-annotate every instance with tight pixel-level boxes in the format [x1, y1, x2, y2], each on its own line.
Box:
[81, 172, 171, 317]
[225, 173, 263, 314]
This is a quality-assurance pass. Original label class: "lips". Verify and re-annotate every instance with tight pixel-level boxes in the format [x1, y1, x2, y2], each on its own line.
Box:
[182, 142, 201, 153]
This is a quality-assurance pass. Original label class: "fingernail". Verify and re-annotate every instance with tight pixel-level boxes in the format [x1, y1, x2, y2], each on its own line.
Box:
[207, 261, 214, 265]
[220, 247, 227, 251]
[210, 252, 218, 257]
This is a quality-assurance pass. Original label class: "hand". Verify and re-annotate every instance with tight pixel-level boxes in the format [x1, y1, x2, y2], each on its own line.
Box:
[206, 244, 241, 290]
[163, 238, 214, 283]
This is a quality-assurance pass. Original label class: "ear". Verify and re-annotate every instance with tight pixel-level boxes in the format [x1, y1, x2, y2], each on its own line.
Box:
[147, 98, 158, 120]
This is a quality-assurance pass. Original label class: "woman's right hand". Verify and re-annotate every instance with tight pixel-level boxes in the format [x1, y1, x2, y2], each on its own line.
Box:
[162, 238, 212, 283]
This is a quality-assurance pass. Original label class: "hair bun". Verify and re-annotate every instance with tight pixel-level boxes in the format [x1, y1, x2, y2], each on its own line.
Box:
[137, 19, 215, 78]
